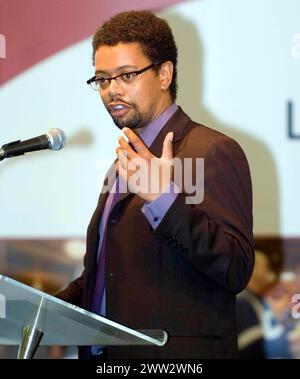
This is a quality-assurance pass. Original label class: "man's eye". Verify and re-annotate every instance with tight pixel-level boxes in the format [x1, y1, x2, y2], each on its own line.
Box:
[121, 73, 136, 82]
[98, 77, 109, 84]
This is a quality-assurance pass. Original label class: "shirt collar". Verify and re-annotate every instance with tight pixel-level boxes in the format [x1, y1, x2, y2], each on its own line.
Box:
[139, 103, 178, 147]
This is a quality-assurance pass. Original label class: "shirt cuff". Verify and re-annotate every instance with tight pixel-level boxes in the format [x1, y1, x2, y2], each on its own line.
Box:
[141, 182, 179, 229]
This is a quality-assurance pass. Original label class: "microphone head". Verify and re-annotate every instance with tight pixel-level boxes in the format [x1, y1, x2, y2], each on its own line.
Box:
[46, 128, 66, 151]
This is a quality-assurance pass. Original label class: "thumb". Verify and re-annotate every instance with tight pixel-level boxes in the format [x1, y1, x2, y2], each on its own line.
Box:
[161, 132, 174, 160]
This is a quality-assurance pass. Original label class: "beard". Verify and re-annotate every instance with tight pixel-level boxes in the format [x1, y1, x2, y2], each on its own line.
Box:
[106, 101, 153, 131]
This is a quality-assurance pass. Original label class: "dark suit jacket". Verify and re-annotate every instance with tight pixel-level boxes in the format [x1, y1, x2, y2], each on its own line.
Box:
[57, 107, 254, 358]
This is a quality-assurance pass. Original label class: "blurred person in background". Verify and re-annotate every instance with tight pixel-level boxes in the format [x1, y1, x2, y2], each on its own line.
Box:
[237, 250, 300, 359]
[237, 249, 277, 358]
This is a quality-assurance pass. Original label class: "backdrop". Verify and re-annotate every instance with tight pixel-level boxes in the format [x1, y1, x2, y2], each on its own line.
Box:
[1, 0, 300, 361]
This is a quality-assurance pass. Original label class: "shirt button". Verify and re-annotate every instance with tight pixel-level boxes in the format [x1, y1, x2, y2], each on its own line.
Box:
[153, 216, 159, 222]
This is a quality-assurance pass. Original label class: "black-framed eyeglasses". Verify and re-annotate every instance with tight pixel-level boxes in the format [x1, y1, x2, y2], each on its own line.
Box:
[86, 62, 161, 91]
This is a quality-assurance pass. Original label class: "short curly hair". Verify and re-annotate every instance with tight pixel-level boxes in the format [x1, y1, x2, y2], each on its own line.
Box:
[92, 10, 178, 101]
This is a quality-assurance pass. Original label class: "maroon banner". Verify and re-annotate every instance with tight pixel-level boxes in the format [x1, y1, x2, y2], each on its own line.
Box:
[0, 0, 185, 85]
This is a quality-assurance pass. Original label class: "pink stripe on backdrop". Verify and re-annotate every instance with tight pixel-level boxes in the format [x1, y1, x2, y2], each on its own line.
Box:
[0, 0, 185, 85]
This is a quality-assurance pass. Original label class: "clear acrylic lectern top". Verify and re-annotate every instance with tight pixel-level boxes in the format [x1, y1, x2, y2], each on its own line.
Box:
[0, 275, 167, 352]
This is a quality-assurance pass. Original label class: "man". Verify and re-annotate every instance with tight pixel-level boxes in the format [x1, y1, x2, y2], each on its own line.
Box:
[237, 249, 277, 358]
[238, 248, 300, 359]
[57, 10, 254, 359]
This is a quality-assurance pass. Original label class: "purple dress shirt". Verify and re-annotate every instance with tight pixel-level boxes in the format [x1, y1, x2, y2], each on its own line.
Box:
[97, 102, 179, 266]
[91, 103, 179, 355]
[97, 103, 178, 315]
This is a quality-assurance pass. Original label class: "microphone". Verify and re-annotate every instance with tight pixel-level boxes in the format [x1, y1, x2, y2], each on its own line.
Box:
[0, 128, 66, 161]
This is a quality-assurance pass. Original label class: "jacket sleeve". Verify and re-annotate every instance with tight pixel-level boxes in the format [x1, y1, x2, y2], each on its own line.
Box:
[55, 270, 85, 307]
[55, 244, 90, 306]
[153, 134, 254, 294]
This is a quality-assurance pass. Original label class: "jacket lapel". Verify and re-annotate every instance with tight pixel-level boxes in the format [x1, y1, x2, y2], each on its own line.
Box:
[95, 160, 117, 218]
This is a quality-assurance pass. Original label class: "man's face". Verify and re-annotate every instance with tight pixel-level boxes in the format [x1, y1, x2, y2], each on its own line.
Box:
[94, 42, 167, 130]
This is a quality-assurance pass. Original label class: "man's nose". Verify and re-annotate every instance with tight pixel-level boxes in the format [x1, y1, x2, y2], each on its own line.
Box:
[108, 78, 124, 97]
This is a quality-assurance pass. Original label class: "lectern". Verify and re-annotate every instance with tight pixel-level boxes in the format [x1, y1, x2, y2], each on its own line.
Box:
[0, 275, 168, 359]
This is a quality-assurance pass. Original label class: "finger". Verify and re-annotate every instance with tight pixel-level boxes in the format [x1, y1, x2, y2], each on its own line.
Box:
[118, 148, 129, 170]
[118, 136, 138, 160]
[123, 127, 152, 159]
[161, 132, 174, 161]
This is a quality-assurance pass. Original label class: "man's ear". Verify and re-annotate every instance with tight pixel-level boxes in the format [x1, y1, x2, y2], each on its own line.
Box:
[159, 61, 173, 91]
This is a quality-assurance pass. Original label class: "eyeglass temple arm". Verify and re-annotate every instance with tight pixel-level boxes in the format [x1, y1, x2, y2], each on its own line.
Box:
[86, 76, 96, 85]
